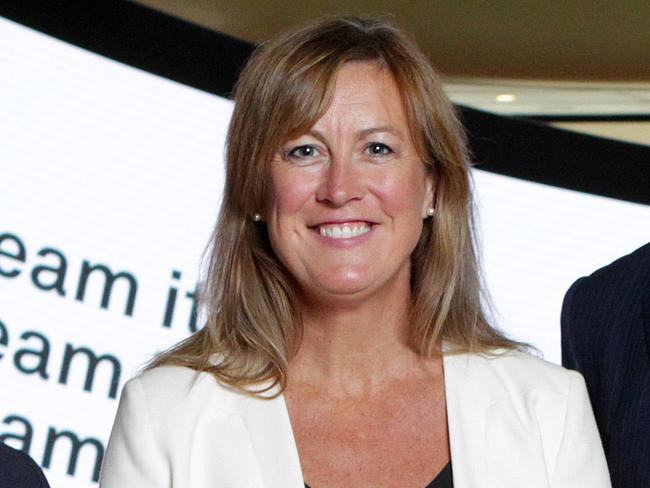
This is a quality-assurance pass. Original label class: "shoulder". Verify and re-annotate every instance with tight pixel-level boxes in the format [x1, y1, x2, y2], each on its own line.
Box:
[446, 348, 597, 438]
[448, 349, 594, 435]
[589, 242, 650, 283]
[447, 350, 609, 485]
[562, 242, 650, 347]
[103, 367, 263, 487]
[119, 365, 251, 423]
[566, 242, 650, 305]
[0, 442, 50, 488]
[453, 348, 585, 397]
[487, 349, 580, 380]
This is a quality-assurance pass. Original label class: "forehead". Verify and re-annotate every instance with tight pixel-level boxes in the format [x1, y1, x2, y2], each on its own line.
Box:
[315, 61, 408, 131]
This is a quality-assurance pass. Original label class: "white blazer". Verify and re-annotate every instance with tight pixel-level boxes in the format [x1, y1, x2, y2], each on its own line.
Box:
[99, 350, 611, 487]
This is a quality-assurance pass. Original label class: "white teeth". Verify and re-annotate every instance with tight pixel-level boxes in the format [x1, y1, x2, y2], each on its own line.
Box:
[317, 223, 371, 239]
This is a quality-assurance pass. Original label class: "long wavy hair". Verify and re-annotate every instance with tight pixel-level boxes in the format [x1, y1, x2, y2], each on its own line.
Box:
[149, 16, 522, 394]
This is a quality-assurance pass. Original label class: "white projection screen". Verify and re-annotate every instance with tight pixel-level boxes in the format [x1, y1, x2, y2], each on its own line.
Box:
[1, 13, 649, 488]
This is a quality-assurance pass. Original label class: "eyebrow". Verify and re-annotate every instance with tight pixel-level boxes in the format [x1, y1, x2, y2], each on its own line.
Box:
[308, 125, 402, 140]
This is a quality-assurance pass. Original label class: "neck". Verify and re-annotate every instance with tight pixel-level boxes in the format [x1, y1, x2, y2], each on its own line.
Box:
[288, 267, 434, 395]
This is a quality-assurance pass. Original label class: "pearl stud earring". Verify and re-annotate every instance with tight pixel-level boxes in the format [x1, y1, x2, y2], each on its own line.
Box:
[252, 213, 262, 222]
[426, 207, 435, 217]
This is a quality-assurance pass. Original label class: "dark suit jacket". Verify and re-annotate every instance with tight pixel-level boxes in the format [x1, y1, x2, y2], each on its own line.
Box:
[0, 442, 50, 488]
[562, 242, 650, 488]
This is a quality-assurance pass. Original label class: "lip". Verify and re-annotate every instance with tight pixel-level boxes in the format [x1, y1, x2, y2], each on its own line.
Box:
[309, 218, 378, 227]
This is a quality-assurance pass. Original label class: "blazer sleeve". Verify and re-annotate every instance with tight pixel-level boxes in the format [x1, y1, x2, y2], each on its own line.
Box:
[99, 377, 168, 488]
[551, 371, 611, 487]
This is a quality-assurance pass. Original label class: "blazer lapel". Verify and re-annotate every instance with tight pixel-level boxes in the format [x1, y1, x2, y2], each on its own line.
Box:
[241, 390, 304, 488]
[443, 352, 494, 488]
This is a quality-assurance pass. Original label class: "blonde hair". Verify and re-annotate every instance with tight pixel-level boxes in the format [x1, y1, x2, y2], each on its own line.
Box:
[149, 16, 522, 394]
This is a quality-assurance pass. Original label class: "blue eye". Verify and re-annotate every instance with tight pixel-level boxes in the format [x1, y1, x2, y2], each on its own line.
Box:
[367, 143, 393, 156]
[289, 145, 318, 158]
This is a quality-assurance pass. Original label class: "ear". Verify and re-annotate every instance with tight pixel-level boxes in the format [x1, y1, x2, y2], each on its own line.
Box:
[421, 171, 435, 218]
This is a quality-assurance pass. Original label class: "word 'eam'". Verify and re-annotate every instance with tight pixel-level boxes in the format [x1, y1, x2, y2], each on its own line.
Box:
[0, 232, 137, 316]
[0, 319, 121, 399]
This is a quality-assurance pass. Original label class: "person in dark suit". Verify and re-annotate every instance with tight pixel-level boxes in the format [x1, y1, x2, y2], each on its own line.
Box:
[0, 441, 50, 488]
[562, 242, 650, 488]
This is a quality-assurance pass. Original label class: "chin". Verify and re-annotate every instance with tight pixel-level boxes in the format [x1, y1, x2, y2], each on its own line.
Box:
[306, 269, 381, 301]
[295, 262, 410, 306]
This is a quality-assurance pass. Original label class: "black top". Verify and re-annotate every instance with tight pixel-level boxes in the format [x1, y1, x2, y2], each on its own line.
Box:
[305, 461, 452, 488]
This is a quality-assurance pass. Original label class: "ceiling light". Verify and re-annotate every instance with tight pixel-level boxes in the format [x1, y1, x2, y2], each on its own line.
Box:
[496, 94, 517, 103]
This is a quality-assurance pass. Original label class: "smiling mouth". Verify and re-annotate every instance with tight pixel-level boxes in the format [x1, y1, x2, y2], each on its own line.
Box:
[313, 222, 373, 239]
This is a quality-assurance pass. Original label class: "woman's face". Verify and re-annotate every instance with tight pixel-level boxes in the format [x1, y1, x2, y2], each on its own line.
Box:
[265, 61, 433, 304]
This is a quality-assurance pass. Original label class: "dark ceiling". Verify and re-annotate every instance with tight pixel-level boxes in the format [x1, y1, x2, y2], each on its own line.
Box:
[135, 0, 650, 82]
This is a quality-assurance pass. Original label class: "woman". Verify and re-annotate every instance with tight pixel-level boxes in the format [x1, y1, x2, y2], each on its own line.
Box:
[99, 17, 610, 488]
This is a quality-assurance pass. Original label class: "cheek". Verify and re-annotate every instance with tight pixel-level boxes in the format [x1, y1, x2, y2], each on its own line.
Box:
[374, 167, 427, 215]
[266, 169, 319, 267]
[267, 169, 316, 218]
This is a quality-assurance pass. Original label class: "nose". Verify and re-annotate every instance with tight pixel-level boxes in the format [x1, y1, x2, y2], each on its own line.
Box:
[315, 156, 365, 207]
